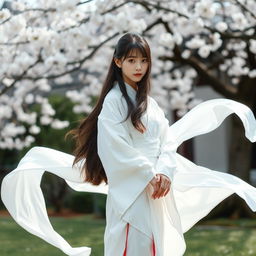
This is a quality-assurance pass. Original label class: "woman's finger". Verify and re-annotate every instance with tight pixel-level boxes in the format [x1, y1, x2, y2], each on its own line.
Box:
[151, 178, 160, 198]
[154, 179, 166, 198]
[163, 187, 170, 196]
[160, 181, 169, 197]
[151, 174, 171, 199]
[155, 175, 171, 198]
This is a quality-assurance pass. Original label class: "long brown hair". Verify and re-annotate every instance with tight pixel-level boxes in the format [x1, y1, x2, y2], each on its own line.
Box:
[65, 32, 152, 185]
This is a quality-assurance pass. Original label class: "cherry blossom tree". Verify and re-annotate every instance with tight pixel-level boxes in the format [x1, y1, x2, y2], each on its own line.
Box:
[0, 0, 200, 150]
[1, 0, 256, 216]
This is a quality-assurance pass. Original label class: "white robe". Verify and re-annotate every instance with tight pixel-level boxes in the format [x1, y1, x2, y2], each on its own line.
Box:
[1, 81, 256, 256]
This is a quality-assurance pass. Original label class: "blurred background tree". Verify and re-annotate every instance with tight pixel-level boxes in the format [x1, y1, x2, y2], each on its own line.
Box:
[0, 0, 255, 218]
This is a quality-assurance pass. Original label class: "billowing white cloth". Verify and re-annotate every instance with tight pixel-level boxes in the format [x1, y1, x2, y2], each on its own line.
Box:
[1, 81, 256, 256]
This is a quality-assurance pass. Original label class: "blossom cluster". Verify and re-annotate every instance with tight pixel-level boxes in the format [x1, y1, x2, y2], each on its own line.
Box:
[0, 0, 255, 149]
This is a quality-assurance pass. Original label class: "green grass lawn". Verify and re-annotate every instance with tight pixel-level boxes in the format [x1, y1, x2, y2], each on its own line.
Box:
[1, 215, 256, 256]
[184, 218, 256, 256]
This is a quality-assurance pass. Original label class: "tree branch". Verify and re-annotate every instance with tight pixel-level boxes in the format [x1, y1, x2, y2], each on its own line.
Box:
[9, 32, 119, 82]
[129, 0, 256, 40]
[78, 0, 95, 5]
[6, 14, 165, 82]
[233, 0, 256, 20]
[143, 17, 162, 33]
[0, 41, 28, 46]
[184, 56, 237, 98]
[159, 20, 237, 99]
[246, 42, 256, 69]
[58, 2, 129, 33]
[0, 55, 42, 96]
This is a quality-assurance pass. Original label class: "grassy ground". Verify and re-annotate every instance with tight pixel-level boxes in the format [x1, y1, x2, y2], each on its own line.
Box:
[1, 215, 256, 256]
[184, 218, 256, 256]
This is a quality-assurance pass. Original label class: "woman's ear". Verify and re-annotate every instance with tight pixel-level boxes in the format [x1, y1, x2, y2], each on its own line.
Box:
[114, 57, 122, 68]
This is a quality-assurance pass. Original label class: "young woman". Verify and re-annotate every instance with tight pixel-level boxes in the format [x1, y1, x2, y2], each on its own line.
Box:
[67, 32, 181, 255]
[1, 32, 256, 256]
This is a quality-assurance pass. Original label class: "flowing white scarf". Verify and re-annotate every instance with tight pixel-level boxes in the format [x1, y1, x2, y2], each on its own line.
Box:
[1, 98, 256, 256]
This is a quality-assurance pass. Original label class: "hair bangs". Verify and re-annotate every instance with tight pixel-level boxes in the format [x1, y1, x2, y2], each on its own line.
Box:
[123, 43, 148, 60]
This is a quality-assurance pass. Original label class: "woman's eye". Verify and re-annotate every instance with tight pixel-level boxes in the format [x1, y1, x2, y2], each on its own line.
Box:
[128, 59, 147, 63]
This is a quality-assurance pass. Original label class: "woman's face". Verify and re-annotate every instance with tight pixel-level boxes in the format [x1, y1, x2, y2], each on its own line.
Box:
[114, 49, 149, 87]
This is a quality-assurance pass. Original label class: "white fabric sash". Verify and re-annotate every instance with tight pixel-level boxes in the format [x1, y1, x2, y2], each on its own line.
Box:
[1, 98, 256, 256]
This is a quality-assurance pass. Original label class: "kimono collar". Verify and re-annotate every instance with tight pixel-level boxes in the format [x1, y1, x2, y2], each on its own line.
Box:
[124, 81, 137, 99]
[114, 81, 137, 100]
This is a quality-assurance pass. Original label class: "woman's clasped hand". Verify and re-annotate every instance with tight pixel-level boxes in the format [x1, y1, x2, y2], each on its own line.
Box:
[149, 174, 171, 199]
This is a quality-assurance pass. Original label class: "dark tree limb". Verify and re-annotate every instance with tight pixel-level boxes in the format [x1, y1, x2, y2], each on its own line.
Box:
[0, 55, 42, 96]
[233, 0, 256, 20]
[159, 20, 238, 99]
[129, 0, 256, 40]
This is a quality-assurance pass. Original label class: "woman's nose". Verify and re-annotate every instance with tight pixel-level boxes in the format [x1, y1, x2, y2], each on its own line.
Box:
[136, 62, 142, 70]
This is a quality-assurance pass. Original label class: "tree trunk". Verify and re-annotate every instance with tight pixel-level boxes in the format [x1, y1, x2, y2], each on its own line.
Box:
[200, 74, 256, 219]
[42, 174, 68, 213]
[51, 178, 68, 213]
[204, 114, 256, 220]
[226, 114, 255, 218]
[173, 109, 194, 162]
[228, 114, 252, 182]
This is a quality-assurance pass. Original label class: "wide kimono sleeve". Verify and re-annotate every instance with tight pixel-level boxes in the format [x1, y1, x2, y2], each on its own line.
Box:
[97, 96, 156, 217]
[154, 100, 178, 182]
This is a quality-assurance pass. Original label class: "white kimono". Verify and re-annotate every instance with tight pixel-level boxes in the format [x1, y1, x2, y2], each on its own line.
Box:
[1, 81, 256, 256]
[98, 82, 184, 255]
